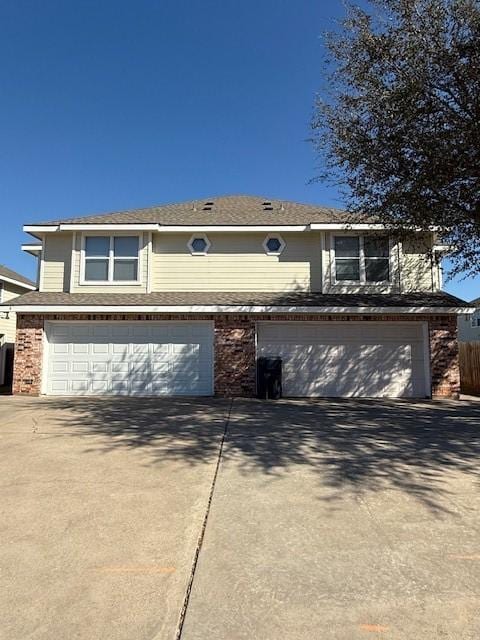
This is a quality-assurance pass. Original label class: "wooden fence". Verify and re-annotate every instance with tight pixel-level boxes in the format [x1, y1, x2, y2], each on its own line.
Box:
[459, 342, 480, 396]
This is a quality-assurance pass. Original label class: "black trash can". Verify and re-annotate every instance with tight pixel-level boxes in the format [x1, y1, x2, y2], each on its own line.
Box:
[257, 357, 282, 399]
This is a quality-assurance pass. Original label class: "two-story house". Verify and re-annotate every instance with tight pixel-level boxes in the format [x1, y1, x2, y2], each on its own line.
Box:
[3, 195, 471, 398]
[0, 265, 36, 385]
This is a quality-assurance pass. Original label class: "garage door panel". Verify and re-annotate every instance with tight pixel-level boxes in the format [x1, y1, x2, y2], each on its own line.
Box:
[71, 380, 89, 393]
[45, 322, 213, 396]
[258, 322, 428, 398]
[92, 362, 108, 373]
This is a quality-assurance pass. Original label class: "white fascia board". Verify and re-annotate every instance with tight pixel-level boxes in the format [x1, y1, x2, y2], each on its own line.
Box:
[59, 223, 159, 231]
[0, 276, 36, 290]
[310, 223, 440, 232]
[22, 244, 42, 256]
[23, 225, 59, 233]
[157, 225, 308, 232]
[8, 304, 474, 314]
[433, 244, 454, 252]
[310, 223, 386, 230]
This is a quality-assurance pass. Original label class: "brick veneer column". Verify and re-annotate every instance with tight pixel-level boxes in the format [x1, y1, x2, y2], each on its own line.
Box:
[214, 315, 256, 397]
[13, 314, 44, 395]
[429, 315, 460, 398]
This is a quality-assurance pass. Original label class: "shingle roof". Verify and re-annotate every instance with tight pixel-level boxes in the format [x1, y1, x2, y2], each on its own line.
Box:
[31, 195, 357, 226]
[3, 290, 469, 309]
[0, 265, 35, 289]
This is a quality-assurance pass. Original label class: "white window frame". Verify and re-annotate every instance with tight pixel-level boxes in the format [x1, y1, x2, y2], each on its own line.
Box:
[331, 234, 392, 285]
[263, 233, 286, 256]
[188, 233, 211, 256]
[80, 233, 142, 285]
[471, 311, 480, 328]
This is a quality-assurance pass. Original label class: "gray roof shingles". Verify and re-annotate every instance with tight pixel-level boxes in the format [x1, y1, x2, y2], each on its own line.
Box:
[0, 265, 35, 288]
[31, 195, 359, 227]
[3, 290, 469, 309]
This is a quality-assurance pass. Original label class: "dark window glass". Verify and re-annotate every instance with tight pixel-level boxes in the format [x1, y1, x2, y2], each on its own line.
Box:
[85, 260, 108, 281]
[113, 260, 138, 281]
[364, 236, 389, 258]
[114, 236, 138, 257]
[335, 236, 359, 257]
[335, 259, 360, 281]
[266, 237, 282, 253]
[365, 258, 389, 282]
[85, 236, 109, 257]
[191, 237, 207, 253]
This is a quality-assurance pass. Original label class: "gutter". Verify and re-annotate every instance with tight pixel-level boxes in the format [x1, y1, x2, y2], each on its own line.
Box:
[3, 304, 475, 315]
[23, 222, 441, 236]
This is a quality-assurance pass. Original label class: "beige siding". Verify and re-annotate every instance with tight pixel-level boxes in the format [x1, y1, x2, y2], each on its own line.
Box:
[33, 229, 438, 296]
[0, 282, 27, 343]
[71, 232, 149, 293]
[323, 231, 436, 293]
[400, 235, 435, 292]
[152, 232, 322, 292]
[42, 233, 72, 292]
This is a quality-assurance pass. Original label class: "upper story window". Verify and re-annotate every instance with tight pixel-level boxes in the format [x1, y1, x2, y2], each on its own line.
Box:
[334, 235, 390, 283]
[471, 311, 480, 328]
[83, 235, 140, 283]
[188, 234, 211, 255]
[263, 234, 285, 256]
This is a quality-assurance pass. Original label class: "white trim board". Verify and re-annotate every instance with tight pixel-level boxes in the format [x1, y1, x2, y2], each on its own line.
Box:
[6, 304, 473, 314]
[21, 244, 43, 256]
[24, 223, 439, 235]
[0, 275, 36, 291]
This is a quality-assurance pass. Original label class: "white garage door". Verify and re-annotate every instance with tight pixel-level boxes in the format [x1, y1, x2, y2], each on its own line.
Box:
[257, 322, 429, 398]
[45, 321, 213, 396]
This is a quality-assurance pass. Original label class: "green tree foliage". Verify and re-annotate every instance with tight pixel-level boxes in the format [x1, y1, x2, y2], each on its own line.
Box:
[312, 0, 480, 276]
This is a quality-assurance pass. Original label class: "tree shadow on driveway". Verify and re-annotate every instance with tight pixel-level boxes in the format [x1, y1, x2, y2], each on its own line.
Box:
[41, 396, 480, 513]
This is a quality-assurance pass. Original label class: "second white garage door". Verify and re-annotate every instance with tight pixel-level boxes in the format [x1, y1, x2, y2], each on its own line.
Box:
[45, 321, 213, 396]
[257, 322, 429, 398]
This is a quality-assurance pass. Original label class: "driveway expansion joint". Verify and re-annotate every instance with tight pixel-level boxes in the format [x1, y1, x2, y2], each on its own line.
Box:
[174, 398, 233, 640]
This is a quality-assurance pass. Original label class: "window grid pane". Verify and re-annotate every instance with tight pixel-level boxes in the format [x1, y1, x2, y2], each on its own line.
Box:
[85, 236, 110, 257]
[85, 259, 109, 281]
[113, 236, 138, 257]
[335, 236, 359, 257]
[113, 259, 138, 281]
[364, 237, 389, 258]
[335, 258, 360, 281]
[365, 258, 389, 282]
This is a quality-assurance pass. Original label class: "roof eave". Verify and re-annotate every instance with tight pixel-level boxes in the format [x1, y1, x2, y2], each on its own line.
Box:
[3, 304, 473, 314]
[0, 275, 36, 291]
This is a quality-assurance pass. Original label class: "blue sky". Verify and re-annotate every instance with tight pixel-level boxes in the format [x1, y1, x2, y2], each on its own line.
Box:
[0, 0, 477, 299]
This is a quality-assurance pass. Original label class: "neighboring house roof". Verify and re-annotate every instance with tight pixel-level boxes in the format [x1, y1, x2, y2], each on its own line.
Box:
[0, 265, 36, 290]
[2, 290, 470, 311]
[470, 297, 480, 307]
[29, 195, 360, 227]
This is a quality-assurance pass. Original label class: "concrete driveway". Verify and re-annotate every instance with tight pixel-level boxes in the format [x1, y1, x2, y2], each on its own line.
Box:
[1, 397, 479, 639]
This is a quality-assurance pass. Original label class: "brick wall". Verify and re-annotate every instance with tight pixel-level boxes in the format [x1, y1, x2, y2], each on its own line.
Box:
[429, 315, 460, 398]
[12, 314, 44, 395]
[214, 315, 256, 396]
[13, 312, 460, 398]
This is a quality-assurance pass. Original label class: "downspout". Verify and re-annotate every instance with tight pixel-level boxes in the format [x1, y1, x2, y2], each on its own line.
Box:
[396, 241, 402, 294]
